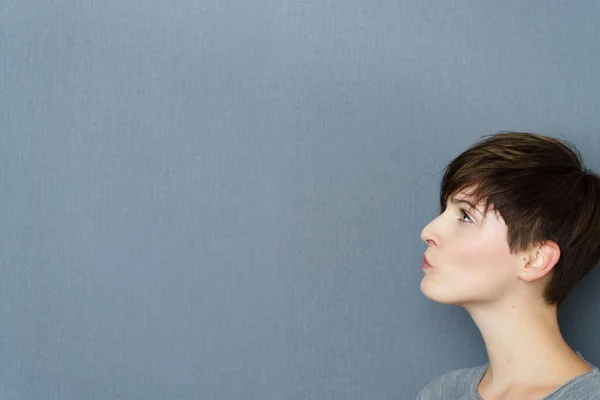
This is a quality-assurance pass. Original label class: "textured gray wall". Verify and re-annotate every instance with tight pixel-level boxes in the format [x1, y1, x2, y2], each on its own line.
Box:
[2, 1, 600, 399]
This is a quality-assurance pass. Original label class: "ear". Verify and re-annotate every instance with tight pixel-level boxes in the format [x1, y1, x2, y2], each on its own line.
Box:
[519, 241, 561, 282]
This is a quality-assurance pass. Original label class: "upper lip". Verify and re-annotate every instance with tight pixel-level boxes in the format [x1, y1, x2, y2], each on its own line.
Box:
[423, 254, 434, 268]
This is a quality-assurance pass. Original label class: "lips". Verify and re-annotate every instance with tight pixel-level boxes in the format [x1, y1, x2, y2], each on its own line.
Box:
[423, 254, 433, 269]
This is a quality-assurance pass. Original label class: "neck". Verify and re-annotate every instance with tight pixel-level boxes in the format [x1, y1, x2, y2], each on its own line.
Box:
[465, 297, 590, 392]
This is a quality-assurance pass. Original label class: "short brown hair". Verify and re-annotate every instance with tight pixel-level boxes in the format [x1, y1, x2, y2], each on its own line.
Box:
[440, 131, 600, 306]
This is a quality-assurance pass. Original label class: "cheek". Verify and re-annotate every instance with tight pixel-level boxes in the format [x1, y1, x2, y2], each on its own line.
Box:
[421, 237, 516, 305]
[471, 241, 518, 290]
[447, 235, 493, 269]
[421, 221, 519, 304]
[449, 233, 514, 278]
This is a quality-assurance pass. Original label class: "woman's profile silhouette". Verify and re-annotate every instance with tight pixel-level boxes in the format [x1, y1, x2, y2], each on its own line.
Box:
[417, 132, 600, 399]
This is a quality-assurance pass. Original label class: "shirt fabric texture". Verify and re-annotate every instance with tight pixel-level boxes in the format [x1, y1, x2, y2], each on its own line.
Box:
[416, 356, 600, 399]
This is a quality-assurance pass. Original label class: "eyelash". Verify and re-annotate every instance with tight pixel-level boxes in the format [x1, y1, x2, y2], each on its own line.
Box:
[458, 208, 473, 224]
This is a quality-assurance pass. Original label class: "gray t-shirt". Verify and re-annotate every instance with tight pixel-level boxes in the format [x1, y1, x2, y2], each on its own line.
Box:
[416, 361, 600, 399]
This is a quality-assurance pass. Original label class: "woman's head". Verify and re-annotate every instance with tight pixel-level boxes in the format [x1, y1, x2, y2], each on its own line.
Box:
[420, 132, 600, 308]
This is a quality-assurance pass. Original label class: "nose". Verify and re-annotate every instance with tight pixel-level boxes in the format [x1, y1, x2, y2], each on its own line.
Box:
[420, 218, 439, 247]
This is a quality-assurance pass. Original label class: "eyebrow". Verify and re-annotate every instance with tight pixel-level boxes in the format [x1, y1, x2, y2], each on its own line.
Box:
[450, 198, 485, 216]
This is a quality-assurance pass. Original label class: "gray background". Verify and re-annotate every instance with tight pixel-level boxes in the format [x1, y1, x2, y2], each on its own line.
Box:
[2, 1, 600, 399]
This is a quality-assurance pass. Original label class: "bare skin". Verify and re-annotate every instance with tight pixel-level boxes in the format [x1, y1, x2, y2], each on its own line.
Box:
[471, 299, 591, 399]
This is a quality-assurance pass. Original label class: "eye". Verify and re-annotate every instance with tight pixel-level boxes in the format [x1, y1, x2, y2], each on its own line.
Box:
[458, 208, 474, 224]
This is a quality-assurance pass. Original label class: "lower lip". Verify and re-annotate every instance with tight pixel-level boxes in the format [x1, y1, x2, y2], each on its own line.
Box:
[422, 261, 432, 270]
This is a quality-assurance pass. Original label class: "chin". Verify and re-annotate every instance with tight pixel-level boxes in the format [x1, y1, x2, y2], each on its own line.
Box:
[420, 291, 460, 305]
[420, 278, 452, 304]
[420, 277, 480, 306]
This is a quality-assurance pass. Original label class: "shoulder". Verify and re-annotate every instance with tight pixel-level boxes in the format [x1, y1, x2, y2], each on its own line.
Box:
[416, 364, 486, 400]
[556, 367, 600, 399]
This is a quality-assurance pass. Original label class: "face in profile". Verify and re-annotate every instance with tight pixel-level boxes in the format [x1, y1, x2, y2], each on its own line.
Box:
[420, 191, 526, 307]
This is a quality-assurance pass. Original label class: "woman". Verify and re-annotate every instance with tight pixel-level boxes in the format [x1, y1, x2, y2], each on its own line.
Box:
[416, 132, 600, 399]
